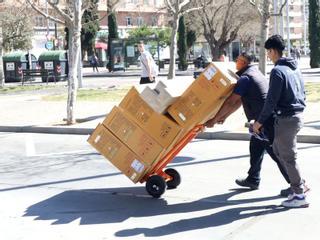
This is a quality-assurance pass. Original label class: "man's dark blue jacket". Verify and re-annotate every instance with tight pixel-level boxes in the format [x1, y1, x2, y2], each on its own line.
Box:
[258, 57, 306, 124]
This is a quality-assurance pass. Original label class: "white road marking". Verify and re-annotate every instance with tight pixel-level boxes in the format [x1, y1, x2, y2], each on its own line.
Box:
[25, 134, 36, 157]
[32, 149, 94, 157]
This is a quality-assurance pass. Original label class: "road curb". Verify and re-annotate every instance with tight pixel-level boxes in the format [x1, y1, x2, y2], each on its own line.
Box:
[196, 131, 320, 144]
[83, 72, 194, 78]
[1, 126, 320, 144]
[0, 126, 93, 135]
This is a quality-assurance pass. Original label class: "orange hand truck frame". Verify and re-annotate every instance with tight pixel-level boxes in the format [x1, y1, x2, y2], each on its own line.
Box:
[140, 124, 205, 198]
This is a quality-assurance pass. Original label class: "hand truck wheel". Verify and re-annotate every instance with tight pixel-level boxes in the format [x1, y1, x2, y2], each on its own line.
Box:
[146, 175, 166, 198]
[164, 168, 181, 189]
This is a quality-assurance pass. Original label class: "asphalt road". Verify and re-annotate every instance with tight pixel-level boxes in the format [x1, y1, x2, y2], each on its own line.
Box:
[1, 132, 319, 240]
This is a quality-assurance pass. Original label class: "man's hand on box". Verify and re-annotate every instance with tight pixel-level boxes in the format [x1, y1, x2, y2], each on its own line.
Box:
[205, 117, 225, 128]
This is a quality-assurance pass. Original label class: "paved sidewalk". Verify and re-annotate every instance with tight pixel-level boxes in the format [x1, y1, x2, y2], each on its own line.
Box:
[0, 91, 319, 143]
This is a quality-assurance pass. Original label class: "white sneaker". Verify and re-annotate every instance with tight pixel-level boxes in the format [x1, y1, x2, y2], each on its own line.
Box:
[281, 193, 309, 208]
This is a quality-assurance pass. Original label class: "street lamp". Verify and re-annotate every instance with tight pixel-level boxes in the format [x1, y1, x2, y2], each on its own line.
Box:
[47, 0, 59, 50]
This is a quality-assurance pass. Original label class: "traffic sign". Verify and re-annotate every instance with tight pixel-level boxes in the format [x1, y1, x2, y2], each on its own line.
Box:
[45, 41, 54, 50]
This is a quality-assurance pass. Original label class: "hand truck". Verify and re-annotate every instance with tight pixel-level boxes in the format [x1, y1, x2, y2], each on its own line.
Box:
[140, 124, 204, 198]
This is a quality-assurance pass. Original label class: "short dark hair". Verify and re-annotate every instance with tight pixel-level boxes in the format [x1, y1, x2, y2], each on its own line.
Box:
[264, 34, 285, 54]
[138, 40, 144, 45]
[239, 52, 253, 63]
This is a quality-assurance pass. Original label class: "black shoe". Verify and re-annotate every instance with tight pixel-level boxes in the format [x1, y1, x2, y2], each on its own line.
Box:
[280, 187, 292, 197]
[235, 178, 259, 190]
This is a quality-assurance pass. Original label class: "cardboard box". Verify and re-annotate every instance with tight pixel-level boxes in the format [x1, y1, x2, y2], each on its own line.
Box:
[140, 79, 194, 113]
[87, 124, 149, 183]
[119, 87, 182, 149]
[103, 106, 165, 165]
[167, 62, 237, 129]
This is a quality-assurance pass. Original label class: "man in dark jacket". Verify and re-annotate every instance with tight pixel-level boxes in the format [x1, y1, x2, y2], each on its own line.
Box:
[253, 35, 309, 208]
[205, 52, 290, 192]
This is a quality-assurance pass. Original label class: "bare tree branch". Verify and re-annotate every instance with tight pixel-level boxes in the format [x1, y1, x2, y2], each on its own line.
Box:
[183, 6, 204, 14]
[248, 0, 263, 16]
[276, 0, 288, 16]
[164, 0, 176, 14]
[179, 0, 191, 10]
[47, 1, 72, 24]
[26, 0, 65, 24]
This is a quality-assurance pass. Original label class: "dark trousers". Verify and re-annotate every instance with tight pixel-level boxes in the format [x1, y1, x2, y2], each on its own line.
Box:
[140, 77, 155, 84]
[92, 64, 98, 72]
[247, 116, 290, 185]
[247, 136, 290, 185]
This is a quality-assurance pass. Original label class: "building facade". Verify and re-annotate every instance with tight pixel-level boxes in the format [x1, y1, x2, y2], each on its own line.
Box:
[272, 0, 309, 49]
[99, 0, 167, 38]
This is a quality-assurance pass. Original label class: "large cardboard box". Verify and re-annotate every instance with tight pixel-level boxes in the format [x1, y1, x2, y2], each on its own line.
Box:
[140, 79, 194, 113]
[167, 62, 238, 129]
[102, 106, 165, 165]
[87, 124, 149, 183]
[119, 87, 182, 149]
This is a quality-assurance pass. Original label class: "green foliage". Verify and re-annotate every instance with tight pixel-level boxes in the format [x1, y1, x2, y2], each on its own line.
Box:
[0, 5, 33, 51]
[42, 88, 130, 102]
[186, 29, 197, 50]
[177, 16, 188, 71]
[309, 0, 320, 68]
[305, 82, 320, 102]
[97, 32, 108, 43]
[107, 12, 119, 71]
[81, 0, 100, 57]
[127, 26, 171, 48]
[64, 27, 69, 50]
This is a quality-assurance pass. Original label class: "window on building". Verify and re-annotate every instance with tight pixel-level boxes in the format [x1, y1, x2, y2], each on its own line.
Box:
[126, 17, 132, 26]
[137, 17, 144, 26]
[48, 20, 55, 27]
[144, 0, 149, 5]
[35, 16, 45, 27]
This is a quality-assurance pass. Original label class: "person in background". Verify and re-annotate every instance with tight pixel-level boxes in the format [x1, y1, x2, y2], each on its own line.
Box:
[219, 50, 228, 62]
[253, 35, 309, 208]
[137, 41, 157, 84]
[205, 52, 291, 193]
[91, 53, 99, 72]
[295, 47, 301, 60]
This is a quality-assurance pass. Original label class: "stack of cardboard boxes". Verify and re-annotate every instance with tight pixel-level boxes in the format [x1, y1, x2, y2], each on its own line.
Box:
[88, 62, 239, 183]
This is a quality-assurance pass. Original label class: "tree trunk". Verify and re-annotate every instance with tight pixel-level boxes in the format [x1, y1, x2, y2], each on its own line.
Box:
[210, 45, 225, 61]
[66, 1, 82, 125]
[259, 0, 271, 75]
[168, 15, 179, 80]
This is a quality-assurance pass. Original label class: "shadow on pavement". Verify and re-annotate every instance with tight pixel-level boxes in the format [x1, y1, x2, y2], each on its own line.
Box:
[23, 187, 286, 235]
[116, 204, 288, 237]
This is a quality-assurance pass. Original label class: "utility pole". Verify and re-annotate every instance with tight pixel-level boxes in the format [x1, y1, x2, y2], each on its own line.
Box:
[286, 0, 291, 57]
[0, 26, 4, 87]
[46, 0, 50, 39]
[0, 0, 3, 86]
[274, 0, 278, 34]
[303, 0, 307, 55]
[280, 0, 284, 37]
